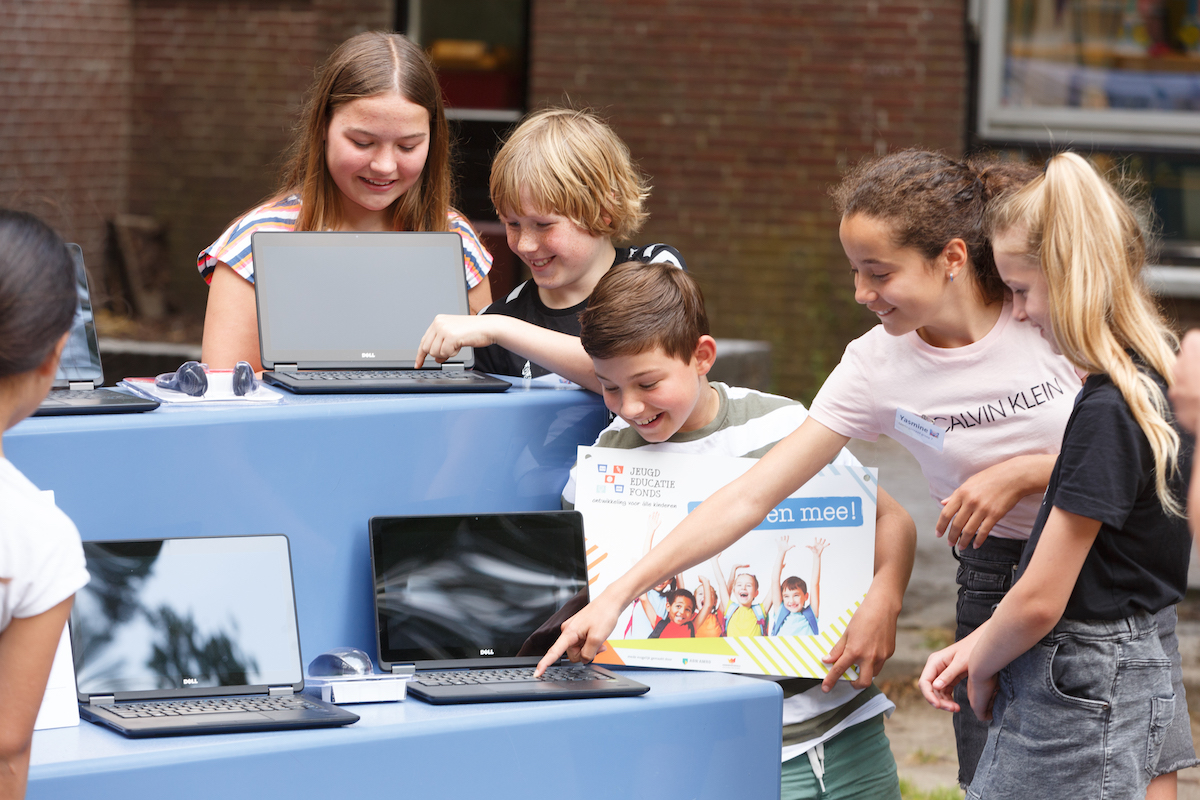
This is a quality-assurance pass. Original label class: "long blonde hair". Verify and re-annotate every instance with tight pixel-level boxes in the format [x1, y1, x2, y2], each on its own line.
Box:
[987, 152, 1183, 517]
[277, 31, 451, 233]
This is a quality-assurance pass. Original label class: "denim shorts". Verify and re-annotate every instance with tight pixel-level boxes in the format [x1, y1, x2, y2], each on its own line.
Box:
[951, 536, 1025, 788]
[950, 538, 1197, 785]
[968, 613, 1175, 800]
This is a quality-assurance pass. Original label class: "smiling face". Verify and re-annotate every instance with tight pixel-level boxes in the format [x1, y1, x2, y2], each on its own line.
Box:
[782, 586, 808, 613]
[325, 92, 430, 230]
[993, 225, 1058, 353]
[839, 213, 954, 338]
[592, 341, 718, 443]
[667, 596, 697, 625]
[499, 193, 616, 309]
[733, 574, 758, 607]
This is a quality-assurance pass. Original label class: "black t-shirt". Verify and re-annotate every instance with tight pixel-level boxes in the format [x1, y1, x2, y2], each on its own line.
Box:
[1015, 366, 1193, 620]
[471, 244, 687, 378]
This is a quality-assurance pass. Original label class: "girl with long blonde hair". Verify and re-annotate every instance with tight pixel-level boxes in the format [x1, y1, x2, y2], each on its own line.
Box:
[920, 152, 1193, 799]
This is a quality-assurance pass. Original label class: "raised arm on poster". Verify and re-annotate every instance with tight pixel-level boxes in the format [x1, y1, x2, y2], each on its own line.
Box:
[575, 445, 876, 679]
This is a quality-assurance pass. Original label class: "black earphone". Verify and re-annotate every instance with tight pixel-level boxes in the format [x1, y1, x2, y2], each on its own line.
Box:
[155, 361, 208, 396]
[155, 361, 258, 397]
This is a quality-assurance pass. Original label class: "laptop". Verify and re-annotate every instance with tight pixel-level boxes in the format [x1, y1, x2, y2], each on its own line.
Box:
[251, 231, 511, 394]
[70, 534, 360, 737]
[370, 511, 650, 704]
[33, 244, 160, 416]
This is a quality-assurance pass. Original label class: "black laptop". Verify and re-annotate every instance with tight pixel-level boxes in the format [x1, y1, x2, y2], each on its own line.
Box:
[252, 231, 510, 394]
[70, 535, 359, 737]
[34, 244, 160, 416]
[370, 511, 649, 704]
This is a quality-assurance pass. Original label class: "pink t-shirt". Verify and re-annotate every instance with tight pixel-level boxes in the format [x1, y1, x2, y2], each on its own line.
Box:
[808, 307, 1082, 541]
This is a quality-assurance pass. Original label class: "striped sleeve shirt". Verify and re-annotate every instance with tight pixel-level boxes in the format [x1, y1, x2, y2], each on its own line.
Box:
[197, 196, 492, 287]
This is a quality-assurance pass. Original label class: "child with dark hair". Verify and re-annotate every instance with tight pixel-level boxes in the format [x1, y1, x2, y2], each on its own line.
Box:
[552, 260, 917, 799]
[0, 209, 91, 799]
[641, 588, 704, 639]
[541, 151, 1098, 797]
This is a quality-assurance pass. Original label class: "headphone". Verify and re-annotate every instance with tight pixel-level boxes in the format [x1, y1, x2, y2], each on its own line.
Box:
[155, 361, 258, 397]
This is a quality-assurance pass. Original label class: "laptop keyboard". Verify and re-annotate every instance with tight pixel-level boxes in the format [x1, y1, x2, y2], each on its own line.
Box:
[46, 389, 98, 400]
[103, 695, 323, 719]
[412, 665, 614, 687]
[286, 370, 484, 382]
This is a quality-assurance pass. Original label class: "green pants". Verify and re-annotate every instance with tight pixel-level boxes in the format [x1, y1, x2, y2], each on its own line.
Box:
[780, 713, 900, 800]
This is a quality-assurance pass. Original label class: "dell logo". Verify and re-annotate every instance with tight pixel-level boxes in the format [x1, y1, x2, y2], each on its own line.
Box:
[183, 678, 198, 685]
[480, 649, 494, 656]
[361, 352, 376, 358]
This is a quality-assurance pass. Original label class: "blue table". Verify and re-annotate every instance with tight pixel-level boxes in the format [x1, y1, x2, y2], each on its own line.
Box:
[29, 671, 782, 799]
[14, 388, 783, 799]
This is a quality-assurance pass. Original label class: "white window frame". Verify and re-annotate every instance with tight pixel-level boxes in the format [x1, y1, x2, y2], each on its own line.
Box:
[976, 0, 1200, 150]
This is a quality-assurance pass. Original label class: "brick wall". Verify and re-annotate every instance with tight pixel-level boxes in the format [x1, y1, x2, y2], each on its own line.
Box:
[528, 0, 969, 401]
[2, 0, 393, 317]
[129, 0, 393, 315]
[0, 0, 134, 299]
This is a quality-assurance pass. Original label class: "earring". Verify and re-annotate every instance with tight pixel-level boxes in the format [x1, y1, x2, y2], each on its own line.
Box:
[949, 272, 955, 283]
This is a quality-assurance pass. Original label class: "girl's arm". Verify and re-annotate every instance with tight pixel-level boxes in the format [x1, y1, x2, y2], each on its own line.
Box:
[536, 417, 850, 674]
[820, 486, 916, 690]
[965, 508, 1100, 719]
[201, 263, 263, 371]
[726, 563, 749, 599]
[693, 576, 716, 630]
[711, 559, 731, 611]
[923, 508, 1100, 719]
[936, 454, 1058, 549]
[0, 596, 74, 800]
[415, 315, 601, 393]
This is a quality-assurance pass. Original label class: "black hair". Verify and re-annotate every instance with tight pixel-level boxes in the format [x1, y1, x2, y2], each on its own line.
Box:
[665, 588, 696, 610]
[0, 209, 77, 379]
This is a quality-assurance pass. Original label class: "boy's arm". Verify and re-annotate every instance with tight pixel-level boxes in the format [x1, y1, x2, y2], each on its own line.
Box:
[809, 538, 827, 618]
[415, 314, 601, 393]
[535, 417, 851, 675]
[820, 486, 915, 691]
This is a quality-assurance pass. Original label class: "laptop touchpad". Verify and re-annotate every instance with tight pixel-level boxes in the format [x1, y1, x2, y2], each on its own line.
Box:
[486, 683, 564, 694]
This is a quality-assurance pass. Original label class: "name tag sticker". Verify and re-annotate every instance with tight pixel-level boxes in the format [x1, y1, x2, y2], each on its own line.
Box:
[894, 408, 945, 452]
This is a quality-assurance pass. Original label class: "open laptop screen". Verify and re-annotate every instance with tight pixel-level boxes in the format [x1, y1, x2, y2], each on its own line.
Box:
[370, 512, 589, 667]
[71, 535, 303, 695]
[253, 231, 472, 368]
[55, 243, 104, 387]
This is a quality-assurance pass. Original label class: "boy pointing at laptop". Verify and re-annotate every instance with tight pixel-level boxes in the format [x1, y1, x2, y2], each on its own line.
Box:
[551, 261, 916, 799]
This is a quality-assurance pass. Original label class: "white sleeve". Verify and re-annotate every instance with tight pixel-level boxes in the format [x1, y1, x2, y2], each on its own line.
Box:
[4, 500, 88, 622]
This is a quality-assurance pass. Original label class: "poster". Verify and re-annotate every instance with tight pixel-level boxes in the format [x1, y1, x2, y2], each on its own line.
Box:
[576, 446, 876, 678]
